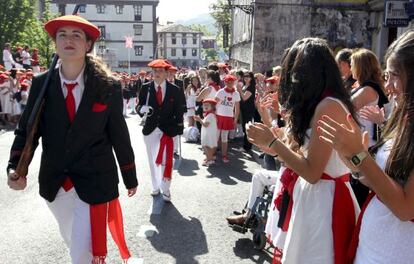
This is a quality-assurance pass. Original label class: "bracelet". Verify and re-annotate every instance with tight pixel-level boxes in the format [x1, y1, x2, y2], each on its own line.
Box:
[268, 138, 277, 148]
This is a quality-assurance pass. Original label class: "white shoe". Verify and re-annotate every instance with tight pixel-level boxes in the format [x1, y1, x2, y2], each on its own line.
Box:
[162, 193, 172, 202]
[124, 257, 144, 264]
[151, 189, 160, 196]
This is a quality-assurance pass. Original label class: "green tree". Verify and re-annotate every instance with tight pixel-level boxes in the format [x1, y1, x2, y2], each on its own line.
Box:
[209, 0, 231, 54]
[0, 0, 56, 67]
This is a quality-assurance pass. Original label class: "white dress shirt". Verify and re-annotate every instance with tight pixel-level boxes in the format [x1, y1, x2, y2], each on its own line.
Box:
[59, 66, 85, 112]
[154, 80, 166, 101]
[22, 50, 31, 65]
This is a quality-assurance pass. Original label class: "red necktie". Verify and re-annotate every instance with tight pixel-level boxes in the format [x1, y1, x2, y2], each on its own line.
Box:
[156, 85, 163, 106]
[62, 82, 78, 192]
[65, 82, 78, 123]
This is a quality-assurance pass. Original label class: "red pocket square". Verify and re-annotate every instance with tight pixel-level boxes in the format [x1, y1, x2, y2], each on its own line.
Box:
[92, 102, 108, 112]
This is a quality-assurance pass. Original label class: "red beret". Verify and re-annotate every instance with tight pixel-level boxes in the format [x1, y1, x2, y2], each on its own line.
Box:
[16, 47, 23, 51]
[168, 66, 178, 72]
[0, 65, 4, 70]
[148, 59, 171, 70]
[33, 48, 39, 51]
[265, 76, 280, 84]
[223, 74, 237, 82]
[203, 98, 217, 105]
[0, 73, 9, 80]
[44, 15, 101, 42]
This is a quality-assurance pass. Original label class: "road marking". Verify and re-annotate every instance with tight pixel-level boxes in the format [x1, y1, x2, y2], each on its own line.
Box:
[137, 225, 158, 238]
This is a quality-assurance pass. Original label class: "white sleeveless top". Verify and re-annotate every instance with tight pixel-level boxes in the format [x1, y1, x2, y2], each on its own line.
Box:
[281, 97, 360, 264]
[354, 140, 414, 264]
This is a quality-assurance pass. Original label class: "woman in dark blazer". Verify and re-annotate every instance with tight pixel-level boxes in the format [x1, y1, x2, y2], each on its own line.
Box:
[7, 15, 141, 264]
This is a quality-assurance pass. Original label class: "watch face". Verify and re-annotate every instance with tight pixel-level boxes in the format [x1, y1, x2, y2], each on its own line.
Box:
[351, 156, 361, 166]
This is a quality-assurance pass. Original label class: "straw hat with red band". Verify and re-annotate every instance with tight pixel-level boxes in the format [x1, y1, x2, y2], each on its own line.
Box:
[148, 59, 171, 70]
[265, 76, 280, 84]
[203, 98, 217, 105]
[44, 15, 101, 42]
[223, 74, 237, 83]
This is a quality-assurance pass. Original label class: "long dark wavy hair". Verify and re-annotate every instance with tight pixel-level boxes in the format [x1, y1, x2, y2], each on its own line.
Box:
[279, 38, 357, 146]
[381, 30, 414, 186]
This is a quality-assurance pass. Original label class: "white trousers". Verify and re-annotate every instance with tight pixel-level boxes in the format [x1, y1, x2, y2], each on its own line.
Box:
[128, 98, 137, 113]
[46, 188, 92, 264]
[144, 128, 171, 194]
[247, 170, 278, 209]
[173, 136, 179, 152]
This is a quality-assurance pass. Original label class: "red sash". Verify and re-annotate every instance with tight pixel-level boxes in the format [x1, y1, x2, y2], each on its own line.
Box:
[156, 134, 174, 180]
[321, 173, 355, 264]
[273, 169, 356, 264]
[90, 199, 131, 263]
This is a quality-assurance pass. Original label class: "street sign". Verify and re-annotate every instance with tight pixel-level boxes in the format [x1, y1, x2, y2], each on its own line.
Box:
[384, 0, 410, 27]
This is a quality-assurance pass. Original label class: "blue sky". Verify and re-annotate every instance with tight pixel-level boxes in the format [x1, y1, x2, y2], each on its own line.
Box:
[157, 0, 217, 23]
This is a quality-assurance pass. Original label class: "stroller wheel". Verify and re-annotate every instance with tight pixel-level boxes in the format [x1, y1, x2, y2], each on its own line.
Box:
[253, 231, 266, 250]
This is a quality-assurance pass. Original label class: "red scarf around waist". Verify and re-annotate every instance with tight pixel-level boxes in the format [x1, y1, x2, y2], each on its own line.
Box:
[273, 169, 356, 264]
[156, 134, 174, 180]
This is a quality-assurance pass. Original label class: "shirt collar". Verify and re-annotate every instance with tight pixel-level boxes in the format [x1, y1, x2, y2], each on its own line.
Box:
[154, 80, 166, 90]
[59, 64, 85, 88]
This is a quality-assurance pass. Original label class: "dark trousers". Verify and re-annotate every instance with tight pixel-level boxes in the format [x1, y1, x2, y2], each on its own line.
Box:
[241, 110, 254, 151]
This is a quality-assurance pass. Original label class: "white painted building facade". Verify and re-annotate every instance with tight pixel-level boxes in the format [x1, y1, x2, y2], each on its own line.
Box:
[49, 0, 159, 72]
[157, 24, 203, 69]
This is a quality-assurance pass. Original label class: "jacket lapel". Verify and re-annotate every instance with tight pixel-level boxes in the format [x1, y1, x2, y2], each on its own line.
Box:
[50, 69, 70, 125]
[71, 74, 96, 130]
[161, 81, 171, 109]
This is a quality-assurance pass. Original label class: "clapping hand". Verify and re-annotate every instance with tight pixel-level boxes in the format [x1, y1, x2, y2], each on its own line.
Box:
[359, 105, 386, 125]
[317, 114, 367, 158]
[246, 122, 278, 156]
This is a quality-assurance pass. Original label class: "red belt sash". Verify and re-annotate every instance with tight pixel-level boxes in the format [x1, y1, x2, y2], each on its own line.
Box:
[274, 169, 356, 264]
[156, 134, 174, 180]
[321, 173, 355, 264]
[61, 181, 131, 262]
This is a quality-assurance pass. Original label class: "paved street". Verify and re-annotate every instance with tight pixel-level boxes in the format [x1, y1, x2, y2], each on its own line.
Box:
[0, 114, 273, 264]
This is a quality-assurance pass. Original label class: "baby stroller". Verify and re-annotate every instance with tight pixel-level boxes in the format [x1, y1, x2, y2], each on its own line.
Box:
[229, 186, 274, 250]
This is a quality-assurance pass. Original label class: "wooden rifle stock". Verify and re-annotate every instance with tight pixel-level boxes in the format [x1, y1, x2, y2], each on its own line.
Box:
[14, 5, 81, 178]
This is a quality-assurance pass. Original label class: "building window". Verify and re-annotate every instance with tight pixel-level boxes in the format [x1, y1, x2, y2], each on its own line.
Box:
[182, 34, 187, 45]
[96, 4, 105, 14]
[134, 45, 143, 56]
[193, 37, 197, 45]
[115, 5, 123, 14]
[58, 4, 66, 15]
[133, 24, 143, 36]
[133, 5, 142, 21]
[98, 26, 106, 40]
[192, 49, 197, 57]
[182, 49, 187, 57]
[79, 4, 86, 13]
[171, 48, 176, 57]
[172, 33, 176, 45]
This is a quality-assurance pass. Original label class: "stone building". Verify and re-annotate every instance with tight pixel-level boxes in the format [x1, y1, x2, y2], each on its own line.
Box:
[46, 0, 159, 72]
[229, 0, 413, 72]
[157, 24, 203, 68]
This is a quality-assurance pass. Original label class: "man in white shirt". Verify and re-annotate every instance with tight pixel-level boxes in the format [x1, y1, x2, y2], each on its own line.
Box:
[2, 43, 16, 71]
[22, 46, 32, 70]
